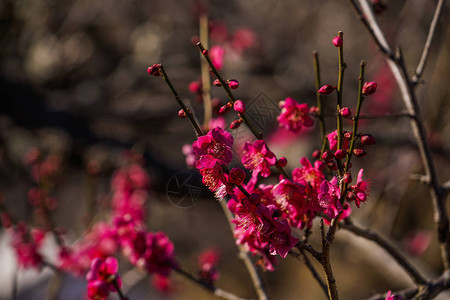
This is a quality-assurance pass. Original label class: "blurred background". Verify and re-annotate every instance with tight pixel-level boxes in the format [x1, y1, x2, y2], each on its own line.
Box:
[0, 0, 449, 299]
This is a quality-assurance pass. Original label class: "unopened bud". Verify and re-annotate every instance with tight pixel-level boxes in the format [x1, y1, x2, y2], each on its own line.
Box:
[229, 119, 243, 129]
[309, 106, 320, 115]
[340, 107, 352, 118]
[202, 49, 208, 55]
[147, 64, 162, 77]
[219, 102, 232, 114]
[229, 167, 246, 185]
[343, 172, 352, 184]
[334, 149, 346, 160]
[360, 134, 376, 145]
[332, 36, 343, 47]
[178, 109, 187, 118]
[318, 84, 336, 95]
[213, 79, 222, 86]
[312, 150, 321, 159]
[362, 81, 377, 95]
[353, 148, 367, 158]
[322, 150, 335, 161]
[233, 100, 246, 113]
[327, 161, 337, 170]
[228, 79, 239, 89]
[277, 157, 287, 167]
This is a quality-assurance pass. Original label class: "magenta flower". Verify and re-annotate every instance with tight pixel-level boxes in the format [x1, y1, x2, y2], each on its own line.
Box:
[11, 223, 44, 269]
[198, 248, 220, 285]
[136, 232, 177, 277]
[193, 127, 233, 169]
[318, 179, 342, 218]
[277, 97, 314, 133]
[241, 140, 276, 178]
[384, 290, 403, 300]
[347, 169, 370, 207]
[327, 130, 352, 151]
[210, 45, 225, 70]
[86, 256, 121, 300]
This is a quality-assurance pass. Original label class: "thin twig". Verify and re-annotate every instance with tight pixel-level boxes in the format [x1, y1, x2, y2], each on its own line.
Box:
[173, 266, 249, 300]
[350, 0, 450, 271]
[199, 14, 212, 127]
[313, 51, 328, 155]
[412, 0, 445, 85]
[295, 241, 322, 262]
[339, 219, 428, 285]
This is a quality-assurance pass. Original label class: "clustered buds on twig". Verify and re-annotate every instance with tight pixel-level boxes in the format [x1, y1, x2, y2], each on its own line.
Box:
[147, 64, 162, 76]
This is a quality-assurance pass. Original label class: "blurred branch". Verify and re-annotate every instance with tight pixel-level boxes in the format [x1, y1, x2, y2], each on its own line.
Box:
[199, 14, 212, 128]
[348, 0, 450, 271]
[339, 219, 428, 285]
[173, 266, 250, 300]
[366, 271, 450, 300]
[412, 0, 445, 86]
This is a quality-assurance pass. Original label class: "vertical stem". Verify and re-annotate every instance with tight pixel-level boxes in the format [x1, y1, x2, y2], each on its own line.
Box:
[199, 14, 212, 128]
[336, 31, 346, 152]
[313, 51, 328, 155]
[112, 278, 127, 300]
[344, 61, 366, 173]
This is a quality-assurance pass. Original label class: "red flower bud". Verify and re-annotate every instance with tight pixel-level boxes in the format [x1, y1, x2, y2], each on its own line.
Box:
[360, 134, 376, 145]
[147, 64, 162, 76]
[362, 81, 377, 95]
[277, 157, 287, 167]
[312, 150, 321, 159]
[228, 79, 239, 89]
[229, 167, 246, 185]
[178, 109, 187, 118]
[309, 106, 320, 115]
[219, 102, 232, 115]
[229, 119, 243, 129]
[322, 150, 335, 161]
[318, 84, 336, 95]
[213, 79, 222, 86]
[343, 172, 352, 184]
[327, 161, 337, 170]
[340, 107, 352, 118]
[332, 36, 343, 47]
[334, 149, 346, 160]
[202, 49, 209, 55]
[353, 148, 367, 157]
[233, 100, 246, 113]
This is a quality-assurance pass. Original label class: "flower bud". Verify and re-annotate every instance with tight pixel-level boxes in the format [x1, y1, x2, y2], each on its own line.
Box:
[229, 119, 243, 129]
[334, 149, 346, 160]
[315, 160, 326, 170]
[228, 79, 239, 89]
[219, 102, 232, 114]
[147, 64, 162, 76]
[213, 79, 222, 86]
[248, 193, 260, 205]
[277, 157, 287, 167]
[189, 81, 202, 94]
[339, 107, 352, 118]
[318, 84, 336, 95]
[343, 172, 352, 184]
[229, 167, 246, 185]
[344, 131, 353, 140]
[362, 81, 377, 95]
[360, 134, 376, 145]
[312, 150, 321, 159]
[346, 190, 357, 201]
[332, 36, 343, 47]
[202, 49, 209, 55]
[327, 161, 337, 170]
[233, 100, 246, 113]
[322, 150, 335, 161]
[353, 148, 367, 158]
[309, 106, 320, 115]
[178, 109, 187, 118]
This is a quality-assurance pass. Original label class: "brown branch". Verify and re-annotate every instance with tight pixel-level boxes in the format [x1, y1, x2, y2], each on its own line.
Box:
[339, 219, 428, 285]
[349, 0, 450, 271]
[412, 0, 445, 85]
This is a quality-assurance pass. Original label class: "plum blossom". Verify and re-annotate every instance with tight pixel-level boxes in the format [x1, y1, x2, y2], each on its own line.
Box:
[241, 140, 276, 178]
[347, 169, 370, 207]
[86, 256, 121, 300]
[277, 97, 314, 133]
[193, 127, 233, 169]
[318, 178, 343, 218]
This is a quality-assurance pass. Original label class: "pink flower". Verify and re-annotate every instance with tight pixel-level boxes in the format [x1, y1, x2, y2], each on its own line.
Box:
[210, 45, 225, 70]
[233, 100, 246, 113]
[198, 248, 220, 284]
[182, 144, 198, 168]
[136, 232, 177, 277]
[347, 169, 370, 208]
[11, 223, 44, 269]
[231, 28, 257, 53]
[193, 127, 233, 169]
[318, 179, 342, 218]
[362, 81, 377, 95]
[241, 140, 276, 178]
[86, 256, 121, 300]
[327, 130, 352, 151]
[277, 97, 314, 133]
[384, 290, 403, 300]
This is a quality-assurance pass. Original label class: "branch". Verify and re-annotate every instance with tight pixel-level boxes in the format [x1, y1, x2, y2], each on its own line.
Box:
[349, 0, 450, 271]
[412, 0, 445, 85]
[290, 249, 328, 297]
[173, 266, 250, 300]
[366, 271, 450, 300]
[339, 219, 428, 285]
